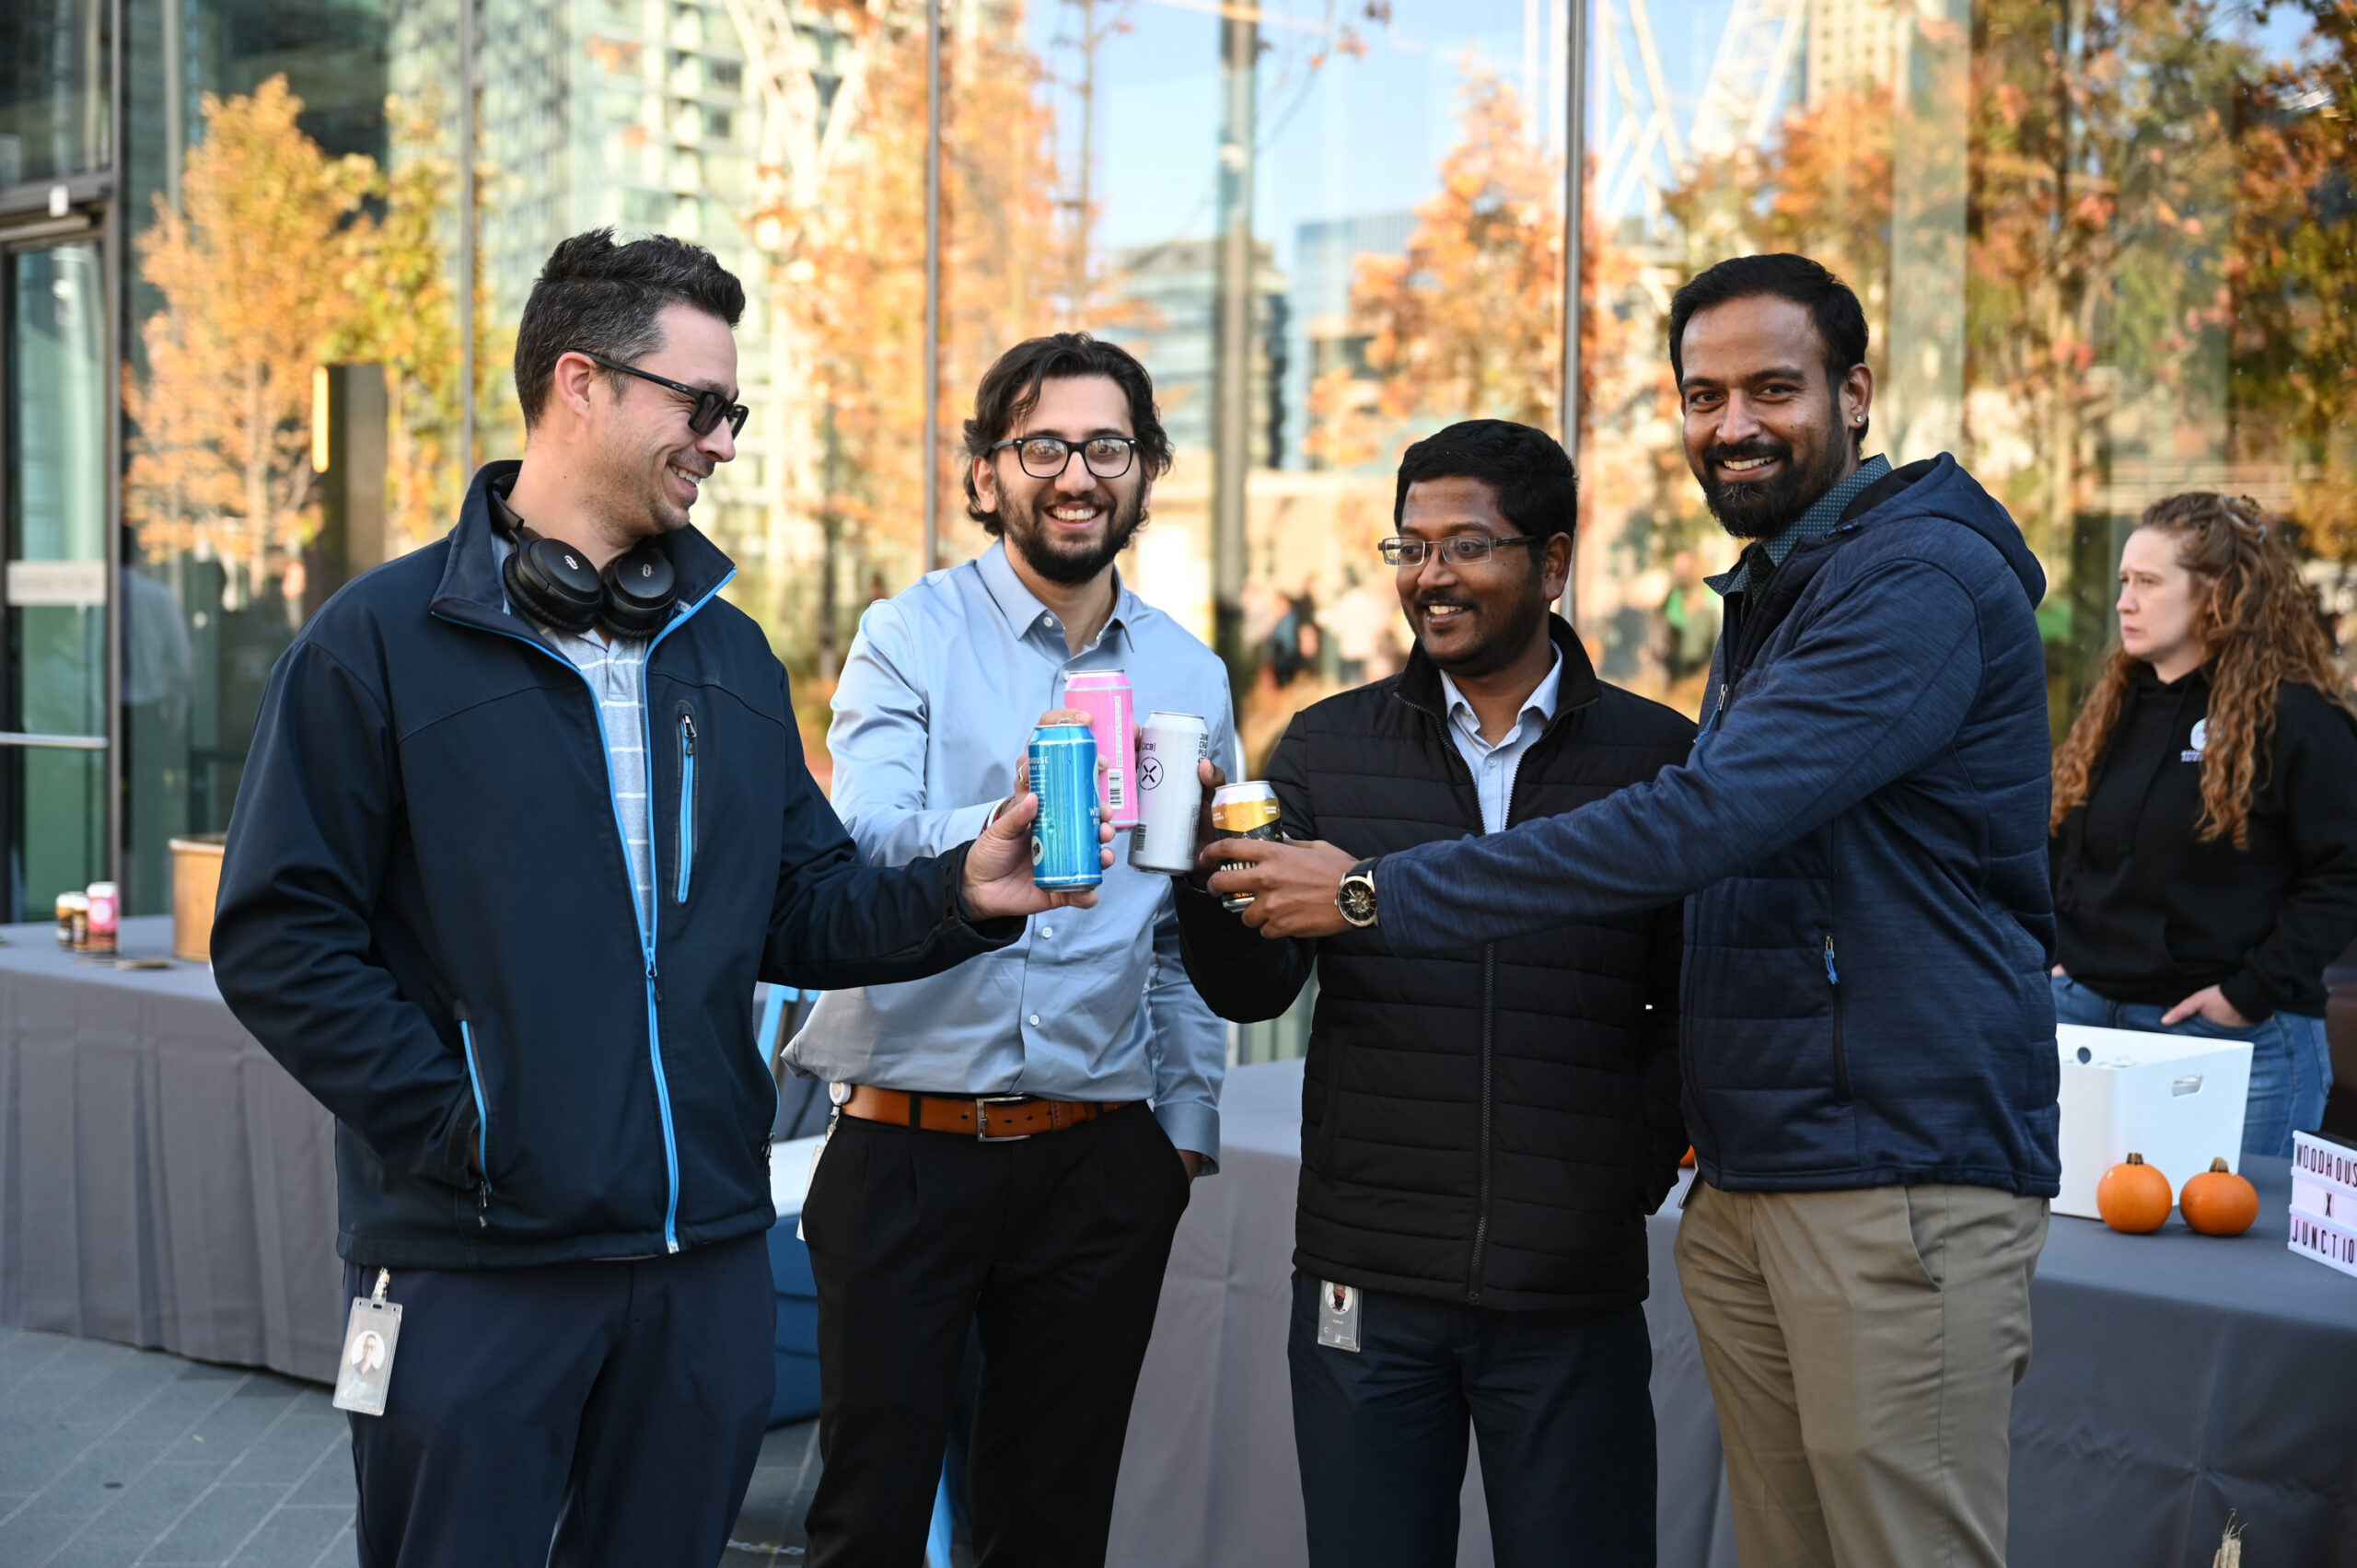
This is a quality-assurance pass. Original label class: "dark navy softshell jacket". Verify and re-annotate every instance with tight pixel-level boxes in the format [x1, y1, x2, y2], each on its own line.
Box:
[1378, 455, 2062, 1198]
[213, 462, 1017, 1269]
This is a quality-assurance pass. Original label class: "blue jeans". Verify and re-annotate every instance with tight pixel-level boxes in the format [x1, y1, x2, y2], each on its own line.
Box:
[1287, 1272, 1655, 1568]
[2051, 973, 2333, 1157]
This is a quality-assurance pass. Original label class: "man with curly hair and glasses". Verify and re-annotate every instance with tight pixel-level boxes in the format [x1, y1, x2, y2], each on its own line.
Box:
[785, 332, 1237, 1567]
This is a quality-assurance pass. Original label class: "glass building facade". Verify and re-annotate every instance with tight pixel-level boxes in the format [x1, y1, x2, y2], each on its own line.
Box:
[0, 0, 2350, 953]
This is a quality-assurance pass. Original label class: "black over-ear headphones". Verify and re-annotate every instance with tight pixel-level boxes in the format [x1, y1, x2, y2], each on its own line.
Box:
[487, 480, 679, 637]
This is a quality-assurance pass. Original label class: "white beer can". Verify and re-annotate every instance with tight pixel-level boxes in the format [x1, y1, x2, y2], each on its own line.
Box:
[1128, 711, 1211, 874]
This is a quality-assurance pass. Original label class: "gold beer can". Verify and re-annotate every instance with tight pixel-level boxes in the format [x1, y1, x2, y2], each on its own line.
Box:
[1209, 781, 1282, 912]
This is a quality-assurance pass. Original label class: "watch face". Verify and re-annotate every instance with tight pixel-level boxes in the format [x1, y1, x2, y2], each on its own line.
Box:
[1338, 880, 1377, 925]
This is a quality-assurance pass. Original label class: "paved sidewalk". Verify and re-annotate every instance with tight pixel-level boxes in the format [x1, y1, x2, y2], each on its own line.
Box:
[0, 1327, 819, 1566]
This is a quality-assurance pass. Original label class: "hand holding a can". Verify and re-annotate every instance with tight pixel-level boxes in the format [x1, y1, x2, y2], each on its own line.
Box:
[1182, 757, 1229, 889]
[1204, 834, 1359, 938]
[963, 709, 1116, 919]
[962, 787, 1115, 918]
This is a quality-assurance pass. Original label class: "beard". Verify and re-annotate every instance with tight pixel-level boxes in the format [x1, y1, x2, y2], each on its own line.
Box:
[1002, 485, 1148, 586]
[1696, 416, 1852, 540]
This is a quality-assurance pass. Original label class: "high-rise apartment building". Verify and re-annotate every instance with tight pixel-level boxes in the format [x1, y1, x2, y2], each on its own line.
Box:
[389, 0, 779, 553]
[1805, 0, 1898, 100]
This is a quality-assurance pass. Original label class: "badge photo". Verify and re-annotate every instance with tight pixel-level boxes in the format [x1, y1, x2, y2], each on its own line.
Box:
[1316, 1279, 1362, 1353]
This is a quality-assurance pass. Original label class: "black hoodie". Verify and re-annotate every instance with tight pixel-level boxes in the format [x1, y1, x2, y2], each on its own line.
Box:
[2050, 662, 2357, 1019]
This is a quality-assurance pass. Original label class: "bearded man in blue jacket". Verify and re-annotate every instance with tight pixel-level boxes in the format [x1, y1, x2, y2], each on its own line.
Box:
[212, 230, 1096, 1568]
[1216, 253, 2061, 1568]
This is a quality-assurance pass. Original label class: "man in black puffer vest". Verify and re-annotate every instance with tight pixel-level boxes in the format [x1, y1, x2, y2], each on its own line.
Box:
[1175, 421, 1692, 1566]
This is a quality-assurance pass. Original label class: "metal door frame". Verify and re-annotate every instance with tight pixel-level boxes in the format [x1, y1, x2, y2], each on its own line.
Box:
[0, 0, 125, 908]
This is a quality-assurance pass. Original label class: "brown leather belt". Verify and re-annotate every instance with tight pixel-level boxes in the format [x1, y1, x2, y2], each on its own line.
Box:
[837, 1085, 1131, 1142]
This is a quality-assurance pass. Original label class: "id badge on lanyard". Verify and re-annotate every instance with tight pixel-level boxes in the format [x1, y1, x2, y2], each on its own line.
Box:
[1317, 1280, 1362, 1353]
[331, 1269, 403, 1416]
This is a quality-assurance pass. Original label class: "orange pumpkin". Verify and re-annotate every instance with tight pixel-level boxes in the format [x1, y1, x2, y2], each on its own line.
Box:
[2096, 1153, 2173, 1234]
[2179, 1157, 2259, 1237]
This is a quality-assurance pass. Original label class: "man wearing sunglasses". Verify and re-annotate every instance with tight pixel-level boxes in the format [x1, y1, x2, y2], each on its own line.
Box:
[786, 332, 1235, 1566]
[1172, 419, 1693, 1564]
[213, 230, 1085, 1565]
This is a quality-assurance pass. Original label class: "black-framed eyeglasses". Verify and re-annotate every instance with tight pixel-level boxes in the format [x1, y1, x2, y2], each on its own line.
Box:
[577, 351, 749, 437]
[1379, 535, 1546, 567]
[989, 434, 1139, 481]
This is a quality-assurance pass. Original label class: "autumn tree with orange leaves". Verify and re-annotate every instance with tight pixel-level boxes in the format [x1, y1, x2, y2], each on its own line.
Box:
[126, 76, 373, 613]
[337, 95, 517, 559]
[737, 0, 1071, 673]
[2226, 0, 2357, 561]
[1664, 87, 1894, 361]
[1306, 67, 1565, 470]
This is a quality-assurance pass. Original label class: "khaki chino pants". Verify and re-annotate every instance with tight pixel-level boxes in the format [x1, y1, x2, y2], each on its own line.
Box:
[1674, 1179, 2049, 1568]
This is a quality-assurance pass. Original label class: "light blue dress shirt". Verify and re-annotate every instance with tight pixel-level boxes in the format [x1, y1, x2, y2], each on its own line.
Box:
[784, 541, 1237, 1164]
[1438, 649, 1564, 834]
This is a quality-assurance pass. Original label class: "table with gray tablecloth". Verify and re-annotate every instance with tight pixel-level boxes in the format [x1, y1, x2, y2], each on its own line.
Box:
[0, 916, 343, 1383]
[1111, 1059, 2357, 1568]
[6, 938, 2352, 1565]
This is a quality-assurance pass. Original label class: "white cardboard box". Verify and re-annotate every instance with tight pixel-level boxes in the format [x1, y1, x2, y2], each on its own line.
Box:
[2054, 1024, 2252, 1220]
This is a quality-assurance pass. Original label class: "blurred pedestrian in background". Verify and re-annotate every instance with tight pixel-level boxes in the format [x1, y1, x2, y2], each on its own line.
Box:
[2049, 492, 2357, 1156]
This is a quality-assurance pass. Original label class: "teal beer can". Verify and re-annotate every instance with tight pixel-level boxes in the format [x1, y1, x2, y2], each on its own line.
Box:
[1029, 724, 1102, 890]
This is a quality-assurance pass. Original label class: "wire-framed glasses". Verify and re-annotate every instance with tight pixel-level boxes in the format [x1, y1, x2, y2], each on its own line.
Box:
[577, 352, 750, 437]
[1379, 535, 1545, 567]
[990, 435, 1140, 481]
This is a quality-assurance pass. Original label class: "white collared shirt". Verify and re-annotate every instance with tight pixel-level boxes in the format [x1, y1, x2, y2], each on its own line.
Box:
[1438, 649, 1564, 833]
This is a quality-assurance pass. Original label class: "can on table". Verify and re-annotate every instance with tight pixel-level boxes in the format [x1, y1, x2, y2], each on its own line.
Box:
[1028, 724, 1103, 891]
[1062, 669, 1139, 829]
[85, 882, 119, 955]
[1209, 782, 1282, 912]
[1130, 712, 1210, 874]
[55, 892, 83, 949]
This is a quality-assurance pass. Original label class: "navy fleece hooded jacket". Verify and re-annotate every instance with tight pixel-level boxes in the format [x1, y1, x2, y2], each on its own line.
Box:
[1376, 455, 2061, 1197]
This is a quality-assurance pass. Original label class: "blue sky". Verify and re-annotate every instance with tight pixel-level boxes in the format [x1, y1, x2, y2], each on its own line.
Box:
[1028, 0, 1562, 273]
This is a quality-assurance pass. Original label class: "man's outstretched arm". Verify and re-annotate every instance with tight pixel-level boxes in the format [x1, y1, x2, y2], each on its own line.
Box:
[1212, 559, 1987, 949]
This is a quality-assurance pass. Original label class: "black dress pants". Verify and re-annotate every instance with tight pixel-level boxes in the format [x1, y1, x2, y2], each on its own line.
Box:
[343, 1232, 774, 1568]
[800, 1102, 1192, 1568]
[1288, 1272, 1656, 1567]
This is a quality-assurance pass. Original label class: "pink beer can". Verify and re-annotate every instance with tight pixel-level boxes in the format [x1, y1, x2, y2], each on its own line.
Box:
[1062, 669, 1140, 828]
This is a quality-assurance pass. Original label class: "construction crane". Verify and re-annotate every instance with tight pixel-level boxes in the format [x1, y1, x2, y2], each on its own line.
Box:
[1685, 0, 1806, 162]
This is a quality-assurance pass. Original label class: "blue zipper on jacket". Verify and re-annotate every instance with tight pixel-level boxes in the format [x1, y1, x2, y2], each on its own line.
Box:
[635, 575, 734, 1249]
[456, 1005, 491, 1197]
[676, 711, 697, 903]
[433, 567, 736, 1255]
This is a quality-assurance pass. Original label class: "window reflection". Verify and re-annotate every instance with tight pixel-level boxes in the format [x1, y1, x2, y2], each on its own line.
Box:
[0, 0, 110, 189]
[68, 0, 2353, 922]
[119, 0, 388, 913]
[6, 243, 107, 918]
[1580, 0, 2356, 732]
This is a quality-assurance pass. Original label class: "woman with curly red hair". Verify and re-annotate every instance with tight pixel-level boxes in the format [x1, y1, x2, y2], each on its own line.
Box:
[2050, 493, 2357, 1156]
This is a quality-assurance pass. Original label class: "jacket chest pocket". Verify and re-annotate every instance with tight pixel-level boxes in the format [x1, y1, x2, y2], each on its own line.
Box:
[674, 702, 700, 904]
